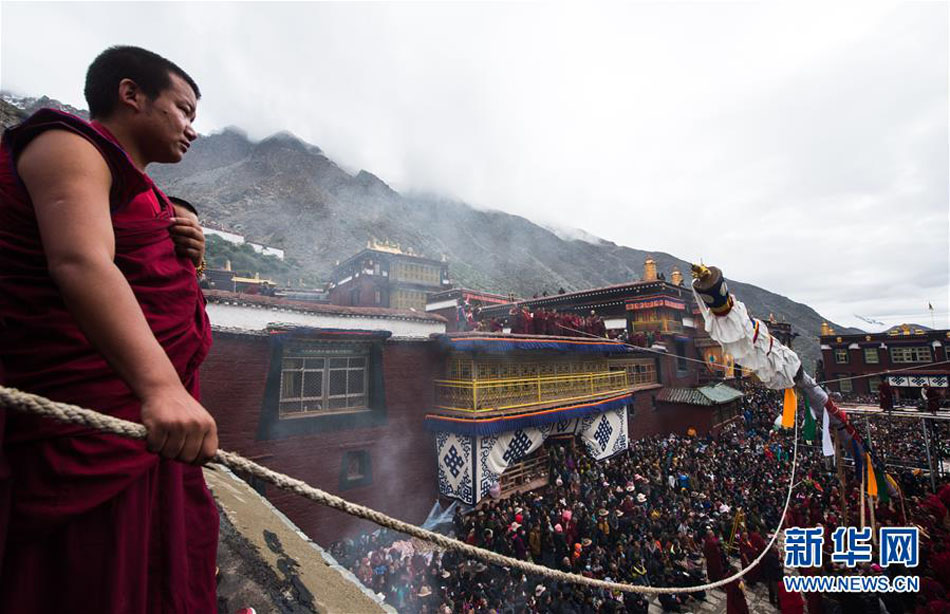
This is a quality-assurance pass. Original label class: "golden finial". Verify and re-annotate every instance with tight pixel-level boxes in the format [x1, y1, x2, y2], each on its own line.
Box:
[643, 257, 657, 282]
[670, 267, 684, 286]
[690, 262, 711, 281]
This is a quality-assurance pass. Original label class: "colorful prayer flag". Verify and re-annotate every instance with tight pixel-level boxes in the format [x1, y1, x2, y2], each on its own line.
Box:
[802, 396, 816, 442]
[782, 388, 797, 428]
[866, 453, 878, 498]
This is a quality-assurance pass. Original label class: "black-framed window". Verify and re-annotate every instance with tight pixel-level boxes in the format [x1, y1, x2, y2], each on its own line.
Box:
[675, 340, 688, 373]
[279, 355, 367, 417]
[834, 349, 849, 364]
[257, 336, 387, 439]
[340, 450, 372, 490]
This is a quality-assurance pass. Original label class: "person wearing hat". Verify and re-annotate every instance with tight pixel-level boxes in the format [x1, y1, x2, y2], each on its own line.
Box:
[595, 509, 611, 546]
[415, 584, 434, 612]
[552, 523, 568, 563]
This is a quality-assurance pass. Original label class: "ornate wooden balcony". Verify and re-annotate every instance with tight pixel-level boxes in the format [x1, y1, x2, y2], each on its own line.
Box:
[631, 319, 683, 334]
[434, 370, 630, 412]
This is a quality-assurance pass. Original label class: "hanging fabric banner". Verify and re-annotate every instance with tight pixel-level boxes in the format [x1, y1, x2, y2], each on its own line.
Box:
[434, 405, 630, 505]
[802, 396, 817, 443]
[782, 388, 797, 428]
[576, 406, 629, 461]
[436, 431, 476, 505]
[476, 426, 549, 503]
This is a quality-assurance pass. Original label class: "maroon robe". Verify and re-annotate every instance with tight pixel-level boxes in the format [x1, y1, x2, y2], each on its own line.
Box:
[799, 566, 824, 614]
[725, 578, 750, 614]
[878, 380, 894, 410]
[703, 534, 725, 582]
[0, 109, 217, 613]
[931, 549, 950, 590]
[777, 582, 804, 614]
[928, 386, 943, 413]
[739, 531, 766, 584]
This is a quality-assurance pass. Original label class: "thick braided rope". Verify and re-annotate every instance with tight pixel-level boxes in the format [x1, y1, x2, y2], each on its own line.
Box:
[0, 384, 797, 595]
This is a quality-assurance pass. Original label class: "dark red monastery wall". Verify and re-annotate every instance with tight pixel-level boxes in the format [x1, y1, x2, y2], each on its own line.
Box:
[201, 332, 440, 545]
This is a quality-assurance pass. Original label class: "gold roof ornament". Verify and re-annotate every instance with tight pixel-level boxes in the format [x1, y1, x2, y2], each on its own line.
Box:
[367, 238, 404, 255]
[643, 257, 657, 282]
[670, 267, 683, 286]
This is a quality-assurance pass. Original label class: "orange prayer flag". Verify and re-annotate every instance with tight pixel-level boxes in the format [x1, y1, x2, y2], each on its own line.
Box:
[781, 388, 797, 428]
[866, 453, 878, 497]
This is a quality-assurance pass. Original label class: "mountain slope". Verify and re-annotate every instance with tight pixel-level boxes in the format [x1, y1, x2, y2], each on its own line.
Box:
[2, 96, 861, 370]
[151, 128, 860, 370]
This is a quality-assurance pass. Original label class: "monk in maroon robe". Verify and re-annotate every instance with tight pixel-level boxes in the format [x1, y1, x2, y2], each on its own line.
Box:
[776, 581, 804, 614]
[509, 307, 526, 334]
[723, 566, 750, 614]
[738, 529, 766, 585]
[879, 379, 894, 412]
[927, 385, 943, 414]
[703, 529, 725, 582]
[0, 46, 217, 613]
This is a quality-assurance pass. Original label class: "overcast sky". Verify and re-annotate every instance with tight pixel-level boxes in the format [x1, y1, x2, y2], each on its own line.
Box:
[2, 1, 947, 333]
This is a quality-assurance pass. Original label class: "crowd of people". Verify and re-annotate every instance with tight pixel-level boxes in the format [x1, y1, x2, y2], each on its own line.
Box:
[835, 381, 947, 413]
[330, 380, 950, 613]
[835, 413, 950, 473]
[467, 305, 608, 339]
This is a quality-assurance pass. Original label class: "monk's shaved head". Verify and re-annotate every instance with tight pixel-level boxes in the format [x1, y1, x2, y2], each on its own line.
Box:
[84, 46, 200, 119]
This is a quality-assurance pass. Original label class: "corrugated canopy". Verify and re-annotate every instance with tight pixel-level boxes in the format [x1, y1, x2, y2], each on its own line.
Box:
[658, 383, 744, 406]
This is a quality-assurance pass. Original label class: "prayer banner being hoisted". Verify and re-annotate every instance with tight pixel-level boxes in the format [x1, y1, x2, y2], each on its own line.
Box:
[690, 263, 896, 497]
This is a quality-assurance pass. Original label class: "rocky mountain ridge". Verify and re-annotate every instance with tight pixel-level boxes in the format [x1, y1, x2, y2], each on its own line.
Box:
[1, 94, 865, 370]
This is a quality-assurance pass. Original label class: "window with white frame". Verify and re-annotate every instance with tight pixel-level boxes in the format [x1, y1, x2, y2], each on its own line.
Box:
[279, 354, 368, 416]
[863, 348, 879, 364]
[868, 376, 882, 394]
[834, 349, 849, 364]
[839, 376, 853, 394]
[890, 346, 931, 364]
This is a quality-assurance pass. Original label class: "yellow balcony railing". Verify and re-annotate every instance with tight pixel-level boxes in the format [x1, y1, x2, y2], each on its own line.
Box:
[434, 371, 629, 412]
